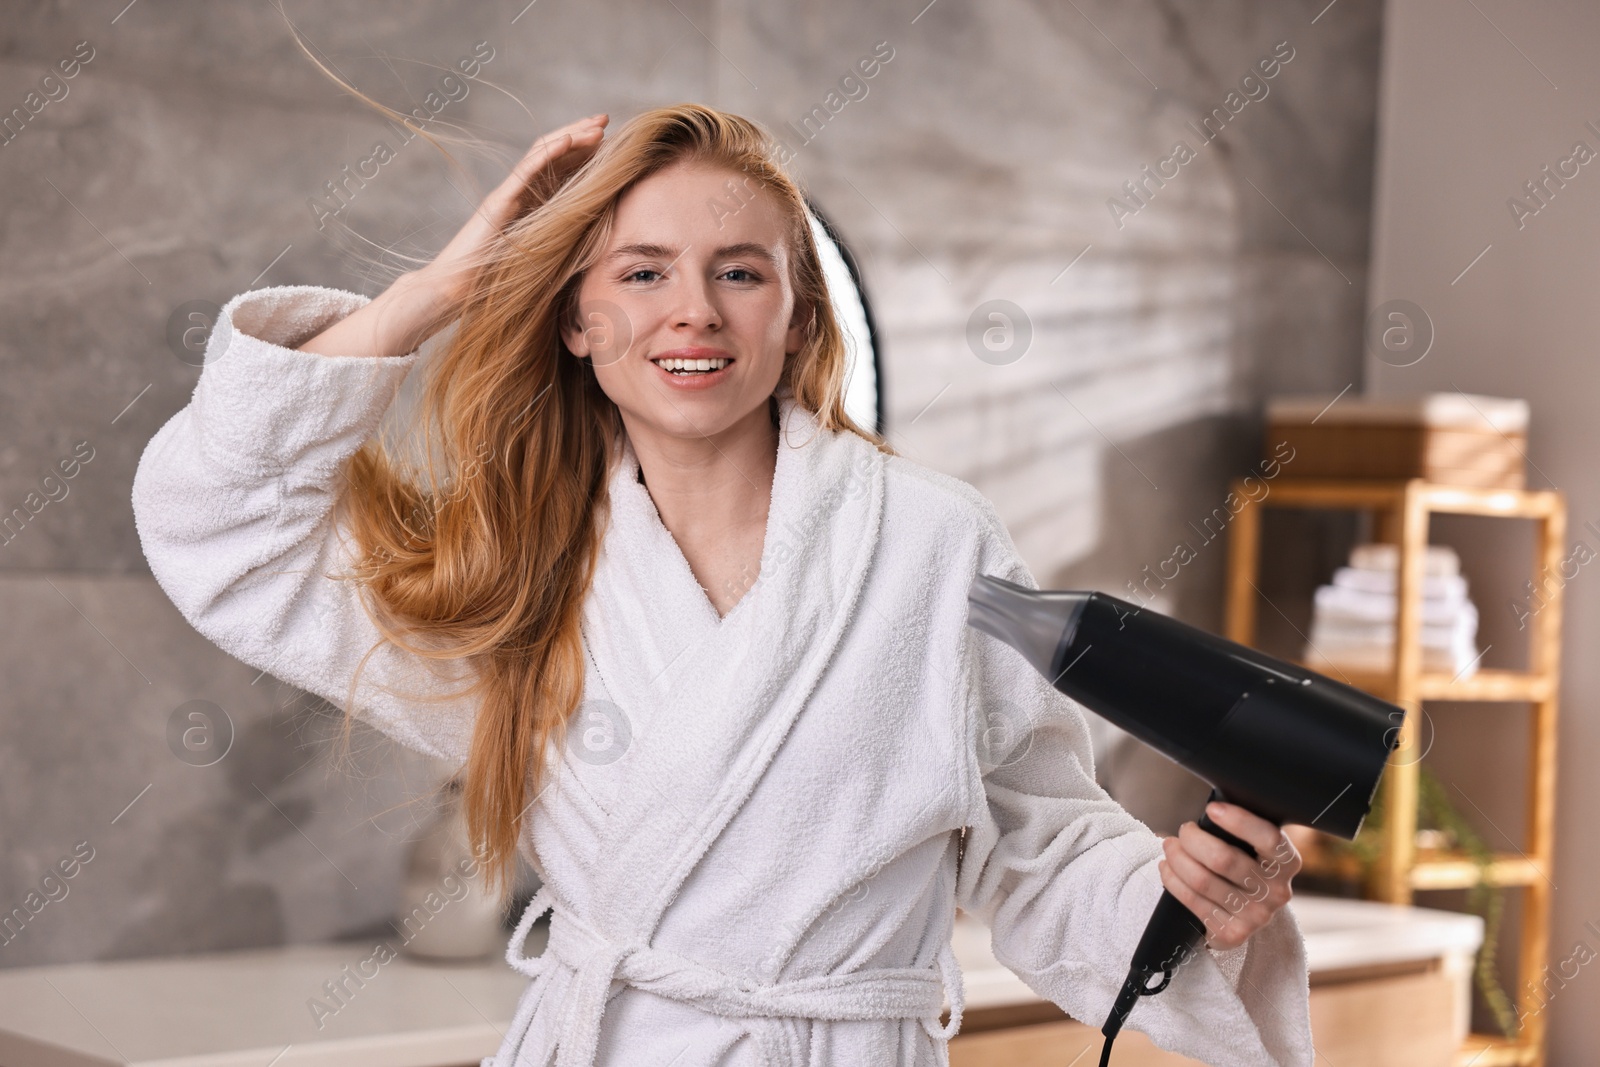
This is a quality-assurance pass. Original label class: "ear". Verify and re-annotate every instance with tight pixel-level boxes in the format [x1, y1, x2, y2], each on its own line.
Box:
[785, 297, 814, 356]
[561, 308, 591, 359]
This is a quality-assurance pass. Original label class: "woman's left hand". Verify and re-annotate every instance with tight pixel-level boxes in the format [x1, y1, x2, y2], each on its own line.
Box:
[1157, 800, 1303, 952]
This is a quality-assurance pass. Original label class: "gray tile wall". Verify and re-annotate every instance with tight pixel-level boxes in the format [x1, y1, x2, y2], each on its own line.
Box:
[0, 1, 1380, 965]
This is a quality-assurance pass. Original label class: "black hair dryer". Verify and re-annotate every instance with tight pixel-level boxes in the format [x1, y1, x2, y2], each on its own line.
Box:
[966, 577, 1403, 1063]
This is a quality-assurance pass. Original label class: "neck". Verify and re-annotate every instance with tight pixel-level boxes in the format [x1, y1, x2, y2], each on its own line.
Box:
[624, 398, 782, 548]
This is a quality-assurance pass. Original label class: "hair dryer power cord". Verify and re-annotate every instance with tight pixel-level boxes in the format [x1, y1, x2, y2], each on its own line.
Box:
[1092, 790, 1257, 1066]
[1096, 960, 1171, 1066]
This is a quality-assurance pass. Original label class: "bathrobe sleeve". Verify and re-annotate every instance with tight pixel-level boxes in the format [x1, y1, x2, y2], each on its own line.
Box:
[130, 284, 478, 766]
[952, 506, 1315, 1067]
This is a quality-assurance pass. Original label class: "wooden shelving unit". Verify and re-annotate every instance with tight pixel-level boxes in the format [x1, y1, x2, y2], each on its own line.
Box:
[1222, 478, 1565, 1067]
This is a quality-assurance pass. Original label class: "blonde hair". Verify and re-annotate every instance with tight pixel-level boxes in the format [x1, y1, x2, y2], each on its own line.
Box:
[290, 26, 894, 905]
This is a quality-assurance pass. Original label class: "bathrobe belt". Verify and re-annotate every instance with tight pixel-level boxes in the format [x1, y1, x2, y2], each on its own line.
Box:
[501, 886, 966, 1067]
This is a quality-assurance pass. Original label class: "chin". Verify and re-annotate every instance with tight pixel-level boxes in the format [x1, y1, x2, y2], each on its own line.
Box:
[626, 392, 775, 441]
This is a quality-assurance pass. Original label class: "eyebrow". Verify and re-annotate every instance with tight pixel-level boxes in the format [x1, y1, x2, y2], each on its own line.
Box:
[603, 241, 778, 266]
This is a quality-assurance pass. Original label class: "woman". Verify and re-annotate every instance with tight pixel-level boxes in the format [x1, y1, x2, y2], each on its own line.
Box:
[131, 105, 1311, 1066]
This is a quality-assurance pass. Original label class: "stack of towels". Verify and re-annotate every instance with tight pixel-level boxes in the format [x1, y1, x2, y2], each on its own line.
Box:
[1304, 543, 1482, 678]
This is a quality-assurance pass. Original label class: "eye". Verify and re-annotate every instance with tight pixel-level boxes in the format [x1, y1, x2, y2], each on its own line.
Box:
[621, 266, 762, 284]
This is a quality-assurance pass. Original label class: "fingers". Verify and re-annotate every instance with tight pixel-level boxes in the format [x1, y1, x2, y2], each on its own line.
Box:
[1163, 835, 1275, 914]
[1177, 819, 1266, 891]
[1158, 851, 1253, 951]
[1160, 811, 1301, 953]
[1202, 802, 1305, 882]
[509, 117, 606, 186]
[477, 115, 608, 232]
[529, 114, 609, 158]
[426, 114, 611, 283]
[528, 113, 608, 151]
[1204, 801, 1281, 858]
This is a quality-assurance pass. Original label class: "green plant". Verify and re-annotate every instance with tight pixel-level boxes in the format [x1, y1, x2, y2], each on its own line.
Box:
[1331, 764, 1519, 1038]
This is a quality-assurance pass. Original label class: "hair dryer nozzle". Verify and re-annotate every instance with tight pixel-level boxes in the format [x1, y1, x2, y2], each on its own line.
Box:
[966, 574, 1089, 682]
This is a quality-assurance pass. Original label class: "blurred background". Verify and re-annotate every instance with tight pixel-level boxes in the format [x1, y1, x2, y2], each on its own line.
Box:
[1, 1, 1595, 1063]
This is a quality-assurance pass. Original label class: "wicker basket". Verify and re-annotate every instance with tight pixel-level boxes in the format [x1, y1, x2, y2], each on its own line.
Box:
[1265, 393, 1529, 489]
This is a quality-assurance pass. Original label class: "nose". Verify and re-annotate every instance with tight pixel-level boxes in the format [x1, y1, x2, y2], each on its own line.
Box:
[669, 270, 721, 333]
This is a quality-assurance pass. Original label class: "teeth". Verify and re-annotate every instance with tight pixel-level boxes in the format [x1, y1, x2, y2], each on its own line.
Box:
[654, 357, 730, 373]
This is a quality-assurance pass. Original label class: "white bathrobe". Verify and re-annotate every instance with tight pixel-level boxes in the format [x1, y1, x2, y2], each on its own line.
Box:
[131, 285, 1315, 1067]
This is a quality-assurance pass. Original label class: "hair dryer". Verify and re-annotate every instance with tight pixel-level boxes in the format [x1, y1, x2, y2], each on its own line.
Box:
[966, 576, 1403, 1063]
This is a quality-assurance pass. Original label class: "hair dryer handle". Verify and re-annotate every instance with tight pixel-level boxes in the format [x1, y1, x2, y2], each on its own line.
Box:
[1100, 789, 1262, 1040]
[1194, 791, 1261, 863]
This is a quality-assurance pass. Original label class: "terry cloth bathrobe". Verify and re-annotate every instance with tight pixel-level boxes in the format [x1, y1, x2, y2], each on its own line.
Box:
[131, 285, 1316, 1067]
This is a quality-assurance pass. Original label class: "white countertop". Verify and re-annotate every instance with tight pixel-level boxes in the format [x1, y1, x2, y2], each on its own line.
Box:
[953, 892, 1483, 1010]
[0, 894, 1483, 1065]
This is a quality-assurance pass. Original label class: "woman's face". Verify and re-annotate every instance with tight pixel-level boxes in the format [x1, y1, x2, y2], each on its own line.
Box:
[562, 159, 810, 443]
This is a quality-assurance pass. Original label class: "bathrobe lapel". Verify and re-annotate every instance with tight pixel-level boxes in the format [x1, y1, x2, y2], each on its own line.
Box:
[578, 393, 886, 939]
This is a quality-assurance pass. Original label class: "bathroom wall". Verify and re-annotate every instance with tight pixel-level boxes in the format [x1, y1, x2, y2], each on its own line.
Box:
[1363, 1, 1600, 1059]
[0, 1, 1381, 966]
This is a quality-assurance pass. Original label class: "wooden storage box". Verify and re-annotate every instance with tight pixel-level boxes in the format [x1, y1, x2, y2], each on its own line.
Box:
[1265, 393, 1530, 489]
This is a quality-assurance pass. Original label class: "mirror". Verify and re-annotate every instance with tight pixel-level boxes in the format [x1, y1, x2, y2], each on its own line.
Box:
[804, 198, 884, 436]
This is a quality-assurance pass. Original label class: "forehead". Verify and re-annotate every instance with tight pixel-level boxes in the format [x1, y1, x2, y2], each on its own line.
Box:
[606, 159, 792, 257]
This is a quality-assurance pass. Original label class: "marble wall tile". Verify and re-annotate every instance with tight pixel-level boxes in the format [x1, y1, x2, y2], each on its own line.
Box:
[0, 573, 447, 964]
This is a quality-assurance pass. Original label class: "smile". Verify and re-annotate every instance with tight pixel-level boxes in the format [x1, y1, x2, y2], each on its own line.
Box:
[652, 356, 732, 374]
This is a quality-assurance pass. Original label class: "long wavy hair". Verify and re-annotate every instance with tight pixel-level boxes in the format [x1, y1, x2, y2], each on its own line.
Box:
[292, 30, 893, 906]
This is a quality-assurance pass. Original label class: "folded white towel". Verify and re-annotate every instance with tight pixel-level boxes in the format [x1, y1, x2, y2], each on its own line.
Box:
[1309, 600, 1478, 647]
[1306, 541, 1483, 678]
[1313, 583, 1469, 625]
[1331, 566, 1469, 601]
[1305, 645, 1476, 678]
[1348, 542, 1462, 578]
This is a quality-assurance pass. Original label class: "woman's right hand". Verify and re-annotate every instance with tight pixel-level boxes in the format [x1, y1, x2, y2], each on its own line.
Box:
[297, 113, 609, 359]
[416, 112, 610, 309]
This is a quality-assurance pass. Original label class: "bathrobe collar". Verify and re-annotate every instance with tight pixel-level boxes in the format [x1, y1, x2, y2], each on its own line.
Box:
[578, 390, 888, 937]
